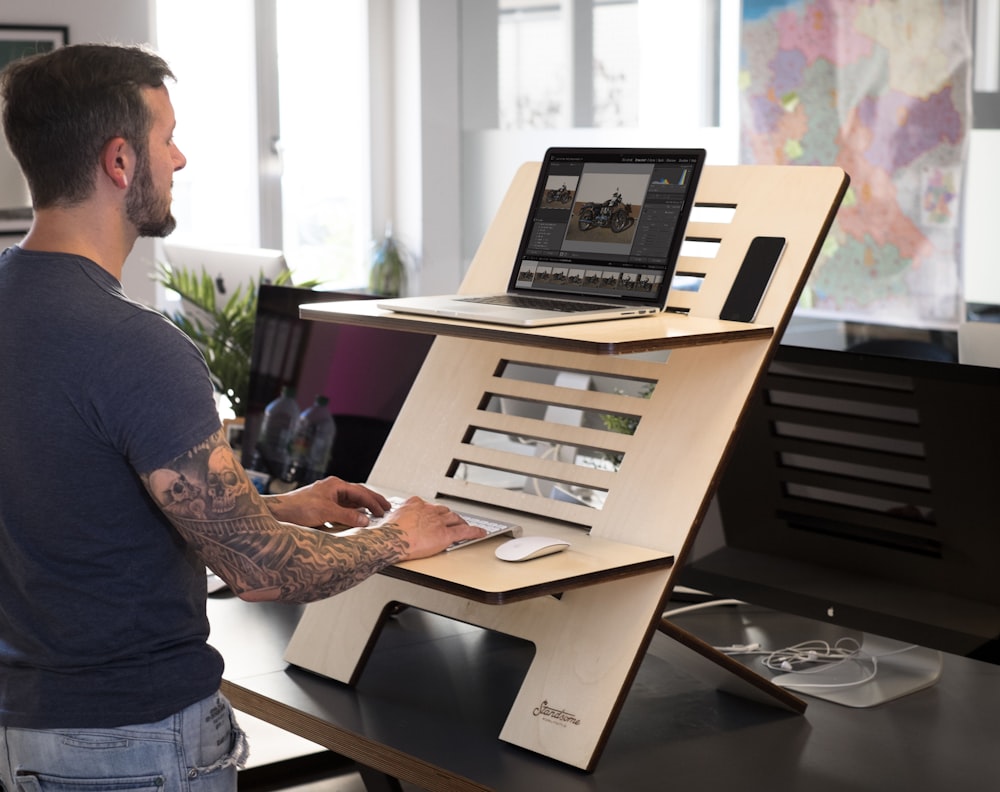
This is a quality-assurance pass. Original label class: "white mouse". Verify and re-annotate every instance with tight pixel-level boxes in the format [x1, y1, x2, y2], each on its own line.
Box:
[495, 535, 570, 562]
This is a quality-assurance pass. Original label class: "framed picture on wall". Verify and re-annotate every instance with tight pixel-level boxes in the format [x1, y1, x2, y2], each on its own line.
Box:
[0, 24, 68, 66]
[0, 25, 67, 225]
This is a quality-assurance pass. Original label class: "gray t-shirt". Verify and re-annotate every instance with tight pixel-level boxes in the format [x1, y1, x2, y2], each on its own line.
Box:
[0, 245, 225, 728]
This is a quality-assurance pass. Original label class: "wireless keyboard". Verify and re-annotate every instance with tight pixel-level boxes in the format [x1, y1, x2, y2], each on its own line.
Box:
[366, 496, 521, 551]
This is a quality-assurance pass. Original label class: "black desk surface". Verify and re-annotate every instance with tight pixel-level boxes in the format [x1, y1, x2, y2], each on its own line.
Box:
[209, 593, 1000, 791]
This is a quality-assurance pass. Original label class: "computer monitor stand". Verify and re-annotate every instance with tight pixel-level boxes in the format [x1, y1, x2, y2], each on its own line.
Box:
[770, 634, 943, 708]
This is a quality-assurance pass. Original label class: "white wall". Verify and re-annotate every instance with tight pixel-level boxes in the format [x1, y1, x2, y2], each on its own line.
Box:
[963, 129, 1000, 306]
[3, 0, 159, 304]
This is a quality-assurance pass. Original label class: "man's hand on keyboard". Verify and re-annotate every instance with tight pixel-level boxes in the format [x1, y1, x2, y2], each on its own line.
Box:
[375, 497, 487, 560]
[265, 477, 392, 529]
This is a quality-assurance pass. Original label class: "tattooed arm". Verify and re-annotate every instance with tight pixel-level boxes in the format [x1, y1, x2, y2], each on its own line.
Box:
[262, 478, 393, 529]
[140, 427, 483, 603]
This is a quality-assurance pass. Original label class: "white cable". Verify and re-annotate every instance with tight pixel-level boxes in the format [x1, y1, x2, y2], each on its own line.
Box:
[664, 599, 922, 692]
[759, 637, 922, 691]
[716, 642, 766, 655]
[662, 598, 745, 619]
[760, 637, 863, 674]
[775, 663, 879, 690]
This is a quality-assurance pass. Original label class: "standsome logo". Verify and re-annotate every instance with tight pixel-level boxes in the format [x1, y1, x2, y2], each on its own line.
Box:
[532, 700, 581, 727]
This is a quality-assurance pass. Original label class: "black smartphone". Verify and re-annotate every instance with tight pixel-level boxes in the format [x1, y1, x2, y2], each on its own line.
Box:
[720, 236, 786, 322]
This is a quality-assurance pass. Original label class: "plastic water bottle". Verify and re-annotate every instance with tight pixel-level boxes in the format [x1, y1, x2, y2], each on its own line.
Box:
[253, 385, 299, 479]
[288, 395, 336, 484]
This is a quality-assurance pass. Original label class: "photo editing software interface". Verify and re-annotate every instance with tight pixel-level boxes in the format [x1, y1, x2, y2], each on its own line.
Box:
[512, 150, 702, 303]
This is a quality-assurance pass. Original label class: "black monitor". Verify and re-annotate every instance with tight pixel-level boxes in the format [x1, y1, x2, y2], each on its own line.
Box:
[679, 342, 1000, 706]
[242, 284, 434, 483]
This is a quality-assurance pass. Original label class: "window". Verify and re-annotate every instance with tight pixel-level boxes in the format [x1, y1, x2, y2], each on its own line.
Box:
[156, 0, 371, 288]
[459, 0, 739, 274]
[274, 1, 371, 286]
[497, 0, 639, 129]
[157, 1, 738, 299]
[156, 0, 258, 248]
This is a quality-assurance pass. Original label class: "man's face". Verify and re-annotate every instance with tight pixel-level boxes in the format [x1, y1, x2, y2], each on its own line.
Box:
[127, 85, 186, 237]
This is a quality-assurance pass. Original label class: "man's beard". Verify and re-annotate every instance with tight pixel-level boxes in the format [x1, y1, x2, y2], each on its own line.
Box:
[126, 155, 177, 238]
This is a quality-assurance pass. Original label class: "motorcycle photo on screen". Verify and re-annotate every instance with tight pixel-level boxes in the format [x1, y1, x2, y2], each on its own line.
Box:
[545, 182, 573, 204]
[576, 189, 634, 233]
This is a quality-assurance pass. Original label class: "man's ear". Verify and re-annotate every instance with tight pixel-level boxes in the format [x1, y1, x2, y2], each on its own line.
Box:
[100, 137, 133, 190]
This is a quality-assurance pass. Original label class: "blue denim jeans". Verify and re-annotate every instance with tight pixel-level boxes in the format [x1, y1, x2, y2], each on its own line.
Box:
[0, 692, 248, 792]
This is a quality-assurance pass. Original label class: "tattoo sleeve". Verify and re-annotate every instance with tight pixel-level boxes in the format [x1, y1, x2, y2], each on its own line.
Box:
[141, 428, 409, 603]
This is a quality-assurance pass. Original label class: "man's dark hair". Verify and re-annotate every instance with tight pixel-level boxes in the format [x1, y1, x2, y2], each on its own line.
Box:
[0, 43, 175, 209]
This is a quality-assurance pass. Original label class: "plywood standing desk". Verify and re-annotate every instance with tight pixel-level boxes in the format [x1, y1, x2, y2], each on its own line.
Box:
[283, 164, 849, 770]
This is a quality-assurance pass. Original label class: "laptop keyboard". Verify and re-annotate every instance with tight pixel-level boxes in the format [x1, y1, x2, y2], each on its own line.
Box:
[458, 294, 614, 313]
[365, 497, 520, 551]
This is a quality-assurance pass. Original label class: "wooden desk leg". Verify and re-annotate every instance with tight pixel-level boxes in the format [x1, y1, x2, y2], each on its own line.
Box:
[285, 576, 396, 685]
[657, 617, 806, 713]
[494, 572, 671, 771]
[286, 570, 676, 771]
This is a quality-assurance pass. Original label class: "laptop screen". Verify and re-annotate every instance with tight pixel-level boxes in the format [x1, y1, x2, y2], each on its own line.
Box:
[508, 147, 705, 307]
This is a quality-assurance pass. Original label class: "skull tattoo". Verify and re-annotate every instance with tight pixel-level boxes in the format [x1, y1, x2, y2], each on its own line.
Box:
[206, 446, 249, 514]
[149, 468, 206, 518]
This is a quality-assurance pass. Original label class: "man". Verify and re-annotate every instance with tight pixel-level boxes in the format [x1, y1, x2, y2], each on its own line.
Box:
[0, 43, 482, 790]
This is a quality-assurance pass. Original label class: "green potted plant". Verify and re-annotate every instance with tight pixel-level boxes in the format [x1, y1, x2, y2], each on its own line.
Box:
[154, 263, 304, 417]
[599, 383, 654, 468]
[369, 222, 409, 297]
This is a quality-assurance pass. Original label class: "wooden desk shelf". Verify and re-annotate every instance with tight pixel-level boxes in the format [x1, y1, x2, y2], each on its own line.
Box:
[301, 299, 774, 355]
[283, 163, 849, 771]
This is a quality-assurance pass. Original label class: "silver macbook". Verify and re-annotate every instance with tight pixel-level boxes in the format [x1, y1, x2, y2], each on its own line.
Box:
[378, 147, 706, 327]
